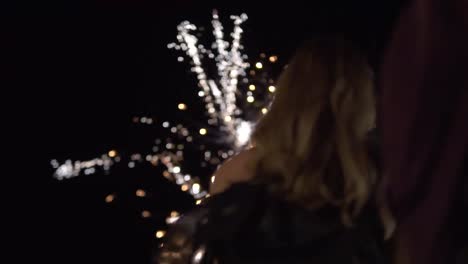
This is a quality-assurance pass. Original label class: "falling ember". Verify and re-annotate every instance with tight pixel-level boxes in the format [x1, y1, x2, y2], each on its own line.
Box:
[141, 210, 151, 218]
[108, 150, 117, 157]
[178, 103, 187, 110]
[136, 189, 146, 197]
[166, 211, 180, 224]
[105, 194, 115, 203]
[155, 230, 166, 238]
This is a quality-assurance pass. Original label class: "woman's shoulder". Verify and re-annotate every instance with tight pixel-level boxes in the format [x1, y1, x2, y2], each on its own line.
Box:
[210, 147, 257, 194]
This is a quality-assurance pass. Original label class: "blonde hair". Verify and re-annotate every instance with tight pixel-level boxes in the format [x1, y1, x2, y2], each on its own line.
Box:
[251, 37, 376, 224]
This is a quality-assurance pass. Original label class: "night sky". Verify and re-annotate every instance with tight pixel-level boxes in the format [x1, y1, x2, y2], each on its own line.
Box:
[12, 1, 402, 263]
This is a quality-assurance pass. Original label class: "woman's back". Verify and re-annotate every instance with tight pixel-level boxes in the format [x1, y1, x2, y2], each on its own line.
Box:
[157, 183, 385, 264]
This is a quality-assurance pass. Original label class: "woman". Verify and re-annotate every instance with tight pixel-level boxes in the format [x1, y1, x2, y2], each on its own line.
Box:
[157, 37, 385, 264]
[213, 37, 376, 224]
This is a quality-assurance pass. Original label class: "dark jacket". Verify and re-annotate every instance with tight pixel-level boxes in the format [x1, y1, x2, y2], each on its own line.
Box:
[156, 183, 385, 264]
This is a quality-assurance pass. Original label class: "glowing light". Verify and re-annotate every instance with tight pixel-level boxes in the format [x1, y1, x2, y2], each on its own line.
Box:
[162, 121, 169, 128]
[141, 210, 151, 218]
[155, 230, 166, 238]
[172, 166, 181, 173]
[178, 103, 187, 110]
[211, 175, 215, 183]
[199, 128, 207, 135]
[248, 84, 256, 91]
[235, 121, 252, 146]
[268, 85, 276, 92]
[224, 116, 232, 122]
[166, 211, 180, 224]
[247, 96, 254, 103]
[136, 189, 146, 197]
[84, 168, 95, 175]
[52, 157, 115, 180]
[261, 107, 268, 114]
[207, 119, 216, 125]
[192, 183, 201, 194]
[181, 184, 189, 192]
[198, 91, 205, 97]
[196, 200, 202, 205]
[131, 154, 142, 161]
[108, 150, 117, 158]
[269, 55, 278, 63]
[255, 62, 263, 69]
[50, 159, 59, 169]
[105, 194, 115, 203]
[170, 211, 179, 218]
[192, 246, 206, 263]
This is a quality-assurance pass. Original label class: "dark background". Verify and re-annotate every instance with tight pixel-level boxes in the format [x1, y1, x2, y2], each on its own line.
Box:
[9, 1, 403, 263]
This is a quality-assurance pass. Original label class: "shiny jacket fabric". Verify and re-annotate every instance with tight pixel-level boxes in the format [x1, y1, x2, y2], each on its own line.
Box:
[156, 183, 385, 264]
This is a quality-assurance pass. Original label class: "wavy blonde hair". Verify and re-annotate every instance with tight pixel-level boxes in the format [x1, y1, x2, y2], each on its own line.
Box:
[251, 37, 376, 224]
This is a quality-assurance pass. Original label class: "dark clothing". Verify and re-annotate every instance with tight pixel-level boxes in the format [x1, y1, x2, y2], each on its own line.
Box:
[380, 0, 468, 263]
[156, 183, 385, 264]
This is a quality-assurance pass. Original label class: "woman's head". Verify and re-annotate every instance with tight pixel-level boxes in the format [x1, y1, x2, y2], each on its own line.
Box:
[251, 37, 376, 224]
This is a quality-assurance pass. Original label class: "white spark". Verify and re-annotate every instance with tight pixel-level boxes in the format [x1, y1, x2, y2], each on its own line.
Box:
[172, 166, 181, 173]
[192, 246, 206, 263]
[53, 157, 114, 180]
[235, 121, 252, 147]
[170, 11, 252, 148]
[191, 183, 201, 194]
